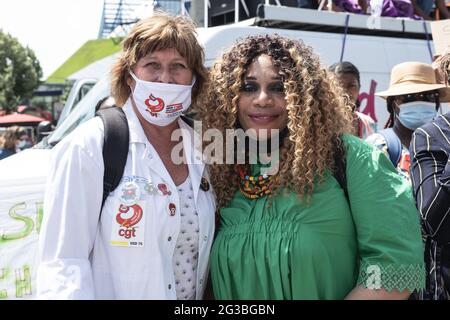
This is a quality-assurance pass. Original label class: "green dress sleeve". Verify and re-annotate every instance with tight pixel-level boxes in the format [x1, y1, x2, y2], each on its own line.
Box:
[343, 135, 425, 292]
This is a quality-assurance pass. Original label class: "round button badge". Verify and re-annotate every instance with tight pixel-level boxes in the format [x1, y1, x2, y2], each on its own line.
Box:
[144, 182, 155, 194]
[169, 203, 176, 216]
[200, 177, 210, 191]
[119, 181, 141, 205]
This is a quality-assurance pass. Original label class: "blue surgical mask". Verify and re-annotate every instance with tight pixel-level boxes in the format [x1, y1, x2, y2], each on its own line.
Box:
[397, 101, 437, 130]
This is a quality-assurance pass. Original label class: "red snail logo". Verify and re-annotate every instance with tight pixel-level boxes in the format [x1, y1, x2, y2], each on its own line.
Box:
[116, 204, 143, 228]
[145, 94, 165, 113]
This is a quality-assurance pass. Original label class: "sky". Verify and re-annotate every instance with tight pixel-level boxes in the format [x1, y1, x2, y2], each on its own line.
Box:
[0, 0, 104, 79]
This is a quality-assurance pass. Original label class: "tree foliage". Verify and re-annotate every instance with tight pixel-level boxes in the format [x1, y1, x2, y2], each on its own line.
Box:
[0, 29, 42, 112]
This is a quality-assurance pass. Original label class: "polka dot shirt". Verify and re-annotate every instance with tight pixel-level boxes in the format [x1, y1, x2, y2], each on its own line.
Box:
[172, 176, 199, 300]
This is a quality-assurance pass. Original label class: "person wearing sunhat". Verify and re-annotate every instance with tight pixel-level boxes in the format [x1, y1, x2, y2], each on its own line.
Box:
[366, 61, 446, 182]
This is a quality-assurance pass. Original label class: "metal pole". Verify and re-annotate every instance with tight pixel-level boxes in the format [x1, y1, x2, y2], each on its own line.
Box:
[423, 21, 434, 62]
[190, 0, 204, 26]
[204, 0, 208, 28]
[340, 15, 350, 62]
[235, 0, 239, 23]
[181, 0, 186, 15]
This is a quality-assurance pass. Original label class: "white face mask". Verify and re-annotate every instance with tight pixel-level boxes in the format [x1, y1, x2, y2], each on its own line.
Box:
[129, 71, 195, 126]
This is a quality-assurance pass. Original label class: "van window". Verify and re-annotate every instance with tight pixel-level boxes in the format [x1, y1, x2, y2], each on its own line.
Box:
[47, 77, 110, 147]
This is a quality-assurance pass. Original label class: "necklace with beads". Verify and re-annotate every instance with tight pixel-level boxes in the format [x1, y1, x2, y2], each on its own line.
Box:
[237, 164, 277, 199]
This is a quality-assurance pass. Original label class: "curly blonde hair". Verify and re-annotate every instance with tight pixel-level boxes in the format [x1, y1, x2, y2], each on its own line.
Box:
[198, 34, 354, 208]
[110, 12, 208, 107]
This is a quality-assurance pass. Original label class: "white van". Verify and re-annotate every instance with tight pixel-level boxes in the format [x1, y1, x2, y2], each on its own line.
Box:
[195, 7, 448, 126]
[0, 6, 447, 299]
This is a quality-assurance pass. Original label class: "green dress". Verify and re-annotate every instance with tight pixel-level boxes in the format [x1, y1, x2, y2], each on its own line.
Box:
[210, 135, 425, 299]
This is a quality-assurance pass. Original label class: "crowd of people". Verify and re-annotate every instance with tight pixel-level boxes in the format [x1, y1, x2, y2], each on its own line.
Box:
[0, 126, 34, 160]
[33, 12, 450, 300]
[295, 0, 450, 20]
[0, 103, 55, 160]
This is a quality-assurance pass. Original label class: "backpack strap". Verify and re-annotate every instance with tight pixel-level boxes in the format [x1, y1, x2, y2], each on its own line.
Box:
[332, 136, 349, 201]
[96, 107, 130, 211]
[180, 114, 195, 127]
[378, 128, 402, 167]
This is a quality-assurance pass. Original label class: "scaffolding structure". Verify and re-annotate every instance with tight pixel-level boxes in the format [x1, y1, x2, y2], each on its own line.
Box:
[98, 0, 191, 39]
[98, 0, 151, 39]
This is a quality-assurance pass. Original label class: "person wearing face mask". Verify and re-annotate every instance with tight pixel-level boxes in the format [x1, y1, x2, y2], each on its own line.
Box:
[0, 126, 30, 160]
[366, 62, 445, 183]
[329, 61, 377, 139]
[16, 132, 33, 151]
[37, 13, 216, 299]
[409, 54, 450, 300]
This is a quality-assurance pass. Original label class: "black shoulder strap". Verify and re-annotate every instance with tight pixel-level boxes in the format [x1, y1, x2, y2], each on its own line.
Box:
[96, 107, 129, 211]
[332, 136, 349, 201]
[180, 114, 195, 127]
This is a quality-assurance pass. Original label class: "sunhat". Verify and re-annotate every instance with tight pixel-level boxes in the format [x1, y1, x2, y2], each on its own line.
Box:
[376, 62, 446, 98]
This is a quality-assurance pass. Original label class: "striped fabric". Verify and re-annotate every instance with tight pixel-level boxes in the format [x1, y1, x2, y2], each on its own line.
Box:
[410, 112, 450, 300]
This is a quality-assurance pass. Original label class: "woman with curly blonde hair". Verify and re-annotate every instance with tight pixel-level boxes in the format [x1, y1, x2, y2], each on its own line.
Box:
[201, 34, 425, 299]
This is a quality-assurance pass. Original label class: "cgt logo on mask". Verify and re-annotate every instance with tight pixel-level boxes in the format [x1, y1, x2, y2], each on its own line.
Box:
[145, 94, 165, 115]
